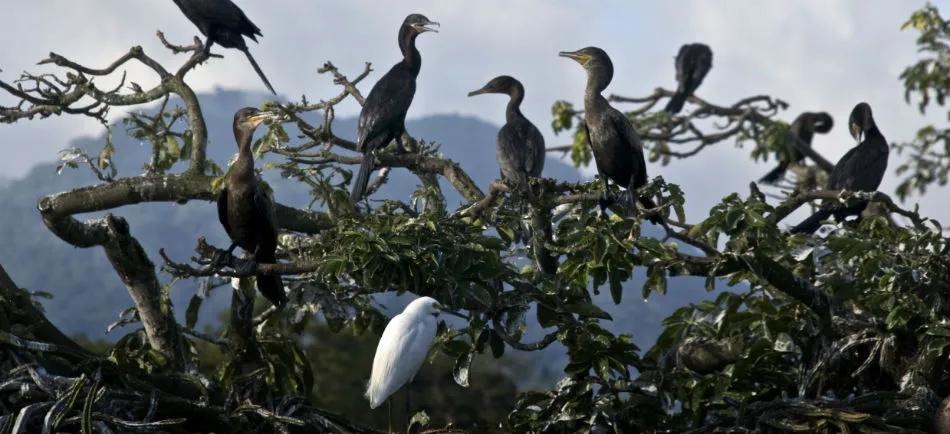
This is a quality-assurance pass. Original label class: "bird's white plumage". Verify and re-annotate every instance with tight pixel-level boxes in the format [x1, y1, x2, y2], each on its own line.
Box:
[365, 296, 440, 409]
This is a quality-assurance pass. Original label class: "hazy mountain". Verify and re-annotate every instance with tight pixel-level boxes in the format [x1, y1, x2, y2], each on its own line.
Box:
[0, 88, 731, 383]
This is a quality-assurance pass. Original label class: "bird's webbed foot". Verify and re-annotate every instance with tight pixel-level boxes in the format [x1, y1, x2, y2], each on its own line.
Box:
[598, 191, 614, 218]
[211, 250, 233, 269]
[234, 255, 259, 276]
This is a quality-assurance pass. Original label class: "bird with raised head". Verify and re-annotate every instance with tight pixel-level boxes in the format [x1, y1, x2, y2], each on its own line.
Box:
[559, 46, 663, 225]
[759, 111, 834, 185]
[664, 43, 713, 115]
[467, 75, 545, 198]
[789, 102, 889, 234]
[171, 0, 276, 94]
[366, 296, 466, 432]
[216, 107, 287, 307]
[350, 14, 439, 204]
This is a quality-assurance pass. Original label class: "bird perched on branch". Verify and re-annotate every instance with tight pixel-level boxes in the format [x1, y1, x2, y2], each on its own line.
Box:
[350, 14, 440, 204]
[789, 102, 888, 234]
[467, 75, 545, 205]
[559, 46, 663, 225]
[172, 0, 276, 94]
[664, 43, 713, 115]
[216, 107, 287, 307]
[366, 296, 466, 431]
[759, 112, 834, 185]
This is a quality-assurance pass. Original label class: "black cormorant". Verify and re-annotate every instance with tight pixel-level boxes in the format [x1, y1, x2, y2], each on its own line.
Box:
[350, 14, 439, 203]
[789, 102, 888, 234]
[172, 0, 276, 94]
[559, 47, 663, 225]
[759, 112, 834, 184]
[467, 75, 545, 192]
[217, 107, 287, 307]
[664, 43, 713, 115]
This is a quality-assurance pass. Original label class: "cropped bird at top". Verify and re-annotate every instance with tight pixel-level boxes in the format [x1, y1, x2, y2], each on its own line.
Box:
[365, 296, 466, 431]
[467, 75, 545, 193]
[172, 0, 276, 94]
[559, 46, 663, 225]
[350, 14, 439, 204]
[664, 43, 713, 115]
[216, 107, 287, 307]
[758, 111, 834, 185]
[789, 102, 889, 234]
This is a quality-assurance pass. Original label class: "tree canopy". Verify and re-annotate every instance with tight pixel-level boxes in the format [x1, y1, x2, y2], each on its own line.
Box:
[1, 4, 950, 433]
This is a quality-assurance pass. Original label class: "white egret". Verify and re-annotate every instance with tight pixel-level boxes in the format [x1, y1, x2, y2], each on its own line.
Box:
[365, 296, 466, 431]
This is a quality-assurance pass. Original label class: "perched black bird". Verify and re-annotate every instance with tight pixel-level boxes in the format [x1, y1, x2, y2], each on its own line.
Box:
[467, 75, 545, 192]
[217, 107, 287, 307]
[664, 43, 713, 115]
[559, 47, 662, 225]
[172, 0, 276, 94]
[789, 102, 889, 234]
[350, 14, 439, 203]
[759, 112, 834, 185]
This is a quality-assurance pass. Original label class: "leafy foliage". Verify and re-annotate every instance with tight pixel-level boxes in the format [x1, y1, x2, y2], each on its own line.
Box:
[2, 4, 950, 434]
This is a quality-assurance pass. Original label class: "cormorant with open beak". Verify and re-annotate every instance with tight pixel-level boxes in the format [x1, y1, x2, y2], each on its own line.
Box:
[789, 102, 889, 234]
[350, 14, 439, 204]
[664, 43, 713, 115]
[217, 107, 287, 307]
[172, 0, 276, 94]
[559, 47, 663, 225]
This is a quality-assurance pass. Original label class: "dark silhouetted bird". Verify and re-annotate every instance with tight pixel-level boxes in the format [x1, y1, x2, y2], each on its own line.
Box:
[172, 0, 276, 94]
[664, 43, 713, 115]
[350, 14, 439, 203]
[789, 102, 889, 234]
[217, 107, 287, 307]
[559, 47, 663, 225]
[759, 112, 834, 185]
[467, 75, 545, 193]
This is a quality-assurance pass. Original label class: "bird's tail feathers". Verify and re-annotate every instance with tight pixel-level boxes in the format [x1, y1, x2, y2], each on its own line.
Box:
[242, 49, 276, 95]
[254, 249, 286, 307]
[350, 152, 376, 203]
[789, 208, 832, 234]
[758, 164, 788, 185]
[664, 91, 688, 115]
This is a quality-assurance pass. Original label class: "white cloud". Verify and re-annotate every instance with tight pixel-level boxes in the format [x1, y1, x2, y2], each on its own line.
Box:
[0, 0, 946, 225]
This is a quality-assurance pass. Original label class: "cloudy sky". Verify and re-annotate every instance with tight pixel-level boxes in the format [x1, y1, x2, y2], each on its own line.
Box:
[1, 0, 945, 225]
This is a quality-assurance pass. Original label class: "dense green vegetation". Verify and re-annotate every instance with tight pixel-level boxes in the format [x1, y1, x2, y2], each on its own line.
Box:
[1, 4, 950, 433]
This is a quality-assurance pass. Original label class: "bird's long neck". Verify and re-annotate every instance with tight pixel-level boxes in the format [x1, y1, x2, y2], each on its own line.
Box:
[399, 29, 422, 76]
[505, 83, 525, 123]
[232, 127, 256, 183]
[865, 122, 884, 142]
[583, 67, 611, 109]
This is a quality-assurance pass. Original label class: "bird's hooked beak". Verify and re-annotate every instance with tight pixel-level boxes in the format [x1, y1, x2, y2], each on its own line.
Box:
[248, 111, 278, 128]
[850, 122, 863, 145]
[467, 86, 491, 97]
[413, 19, 440, 33]
[559, 50, 590, 65]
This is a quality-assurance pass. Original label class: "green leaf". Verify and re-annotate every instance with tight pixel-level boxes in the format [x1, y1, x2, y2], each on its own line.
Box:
[185, 295, 202, 329]
[453, 351, 473, 387]
[563, 302, 612, 320]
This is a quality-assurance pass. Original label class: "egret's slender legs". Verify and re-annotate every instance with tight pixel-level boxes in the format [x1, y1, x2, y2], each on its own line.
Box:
[405, 383, 412, 426]
[387, 399, 392, 434]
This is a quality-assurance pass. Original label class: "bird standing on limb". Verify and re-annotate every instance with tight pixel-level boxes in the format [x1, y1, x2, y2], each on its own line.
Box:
[664, 43, 713, 115]
[350, 14, 440, 204]
[216, 107, 287, 307]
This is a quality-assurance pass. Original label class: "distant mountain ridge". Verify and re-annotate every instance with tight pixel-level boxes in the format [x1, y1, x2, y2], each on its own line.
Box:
[1, 88, 726, 381]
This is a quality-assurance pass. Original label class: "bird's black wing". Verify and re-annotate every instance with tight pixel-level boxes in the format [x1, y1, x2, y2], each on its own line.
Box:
[253, 180, 280, 240]
[608, 108, 648, 189]
[356, 66, 417, 153]
[522, 120, 546, 178]
[177, 0, 261, 38]
[216, 186, 232, 237]
[825, 145, 864, 190]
